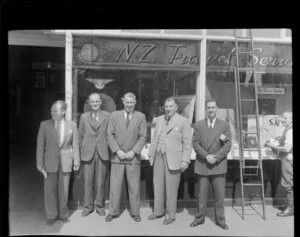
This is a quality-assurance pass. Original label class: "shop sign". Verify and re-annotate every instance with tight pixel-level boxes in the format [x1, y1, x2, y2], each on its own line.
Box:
[207, 41, 292, 69]
[257, 87, 285, 94]
[73, 36, 200, 70]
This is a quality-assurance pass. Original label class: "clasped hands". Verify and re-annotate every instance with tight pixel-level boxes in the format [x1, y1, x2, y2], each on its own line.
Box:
[206, 154, 217, 165]
[117, 150, 135, 160]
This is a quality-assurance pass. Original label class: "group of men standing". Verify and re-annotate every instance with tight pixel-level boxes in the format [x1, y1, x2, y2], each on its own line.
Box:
[36, 91, 293, 230]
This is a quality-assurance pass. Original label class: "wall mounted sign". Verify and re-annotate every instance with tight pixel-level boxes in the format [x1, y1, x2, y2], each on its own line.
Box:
[73, 36, 200, 71]
[207, 41, 292, 70]
[257, 87, 285, 94]
[73, 36, 292, 71]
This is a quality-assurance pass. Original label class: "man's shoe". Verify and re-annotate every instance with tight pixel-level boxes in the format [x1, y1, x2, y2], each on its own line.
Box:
[59, 217, 70, 223]
[96, 209, 106, 216]
[82, 209, 93, 217]
[190, 219, 205, 227]
[46, 219, 56, 226]
[216, 223, 228, 230]
[132, 215, 141, 222]
[148, 213, 164, 220]
[105, 214, 116, 222]
[277, 208, 294, 217]
[163, 218, 175, 225]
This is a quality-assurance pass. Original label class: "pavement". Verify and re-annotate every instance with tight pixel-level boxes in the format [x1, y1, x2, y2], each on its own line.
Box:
[9, 205, 294, 236]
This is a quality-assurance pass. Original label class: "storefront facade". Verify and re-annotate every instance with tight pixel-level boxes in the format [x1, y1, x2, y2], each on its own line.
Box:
[10, 29, 291, 206]
[58, 29, 292, 207]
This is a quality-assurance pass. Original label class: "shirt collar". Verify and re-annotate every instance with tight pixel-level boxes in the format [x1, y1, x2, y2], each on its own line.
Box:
[207, 117, 217, 126]
[124, 110, 134, 117]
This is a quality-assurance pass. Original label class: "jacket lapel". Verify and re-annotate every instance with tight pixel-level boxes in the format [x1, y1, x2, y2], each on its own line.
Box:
[166, 113, 179, 134]
[50, 120, 59, 146]
[127, 111, 138, 130]
[87, 111, 97, 130]
[94, 110, 105, 130]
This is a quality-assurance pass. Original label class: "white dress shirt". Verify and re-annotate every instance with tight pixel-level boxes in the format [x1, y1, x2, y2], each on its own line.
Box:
[207, 117, 217, 128]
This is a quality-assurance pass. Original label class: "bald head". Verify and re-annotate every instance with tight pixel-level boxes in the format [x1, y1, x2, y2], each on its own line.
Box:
[89, 93, 102, 112]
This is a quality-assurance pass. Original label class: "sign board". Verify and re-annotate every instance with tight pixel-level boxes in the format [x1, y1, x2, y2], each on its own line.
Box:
[257, 87, 285, 95]
[73, 36, 200, 70]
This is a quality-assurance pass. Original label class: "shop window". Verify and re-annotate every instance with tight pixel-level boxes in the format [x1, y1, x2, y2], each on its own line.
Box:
[74, 69, 197, 143]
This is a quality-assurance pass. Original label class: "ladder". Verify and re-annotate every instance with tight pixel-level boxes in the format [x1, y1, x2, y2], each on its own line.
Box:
[233, 29, 266, 220]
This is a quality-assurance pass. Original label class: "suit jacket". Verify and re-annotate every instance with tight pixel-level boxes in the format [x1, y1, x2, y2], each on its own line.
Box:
[107, 110, 147, 164]
[193, 118, 232, 176]
[36, 119, 80, 173]
[78, 110, 110, 161]
[149, 113, 192, 170]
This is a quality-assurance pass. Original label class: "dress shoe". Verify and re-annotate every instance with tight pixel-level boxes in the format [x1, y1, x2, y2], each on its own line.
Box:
[216, 223, 228, 230]
[190, 219, 205, 227]
[96, 209, 106, 216]
[46, 219, 56, 226]
[59, 217, 70, 223]
[105, 214, 116, 222]
[148, 213, 164, 220]
[163, 218, 175, 225]
[132, 215, 141, 222]
[82, 209, 93, 217]
[277, 208, 294, 217]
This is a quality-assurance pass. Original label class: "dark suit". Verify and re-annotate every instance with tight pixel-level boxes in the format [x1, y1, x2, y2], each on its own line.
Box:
[193, 118, 231, 225]
[78, 110, 110, 212]
[107, 110, 147, 216]
[36, 119, 79, 220]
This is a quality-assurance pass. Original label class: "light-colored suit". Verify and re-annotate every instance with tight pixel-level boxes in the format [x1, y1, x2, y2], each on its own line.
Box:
[107, 110, 147, 216]
[149, 113, 192, 220]
[78, 110, 110, 212]
[193, 118, 231, 225]
[36, 119, 79, 220]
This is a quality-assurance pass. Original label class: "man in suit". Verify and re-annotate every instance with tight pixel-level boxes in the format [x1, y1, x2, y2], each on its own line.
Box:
[148, 97, 192, 225]
[78, 93, 111, 217]
[265, 111, 293, 217]
[190, 99, 231, 230]
[36, 100, 80, 225]
[106, 92, 147, 222]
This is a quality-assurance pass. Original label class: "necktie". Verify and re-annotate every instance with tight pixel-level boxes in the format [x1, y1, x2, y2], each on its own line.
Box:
[126, 112, 130, 128]
[165, 115, 170, 126]
[92, 113, 98, 123]
[209, 120, 213, 129]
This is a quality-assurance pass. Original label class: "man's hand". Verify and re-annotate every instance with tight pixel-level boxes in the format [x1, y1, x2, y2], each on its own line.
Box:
[37, 165, 47, 178]
[206, 154, 217, 165]
[73, 161, 80, 171]
[117, 150, 127, 160]
[180, 161, 189, 172]
[125, 151, 135, 160]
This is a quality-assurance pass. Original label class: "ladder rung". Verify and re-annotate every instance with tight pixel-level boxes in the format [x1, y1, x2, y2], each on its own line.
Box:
[235, 36, 252, 39]
[237, 51, 252, 55]
[243, 201, 263, 204]
[241, 115, 256, 118]
[242, 131, 257, 134]
[239, 83, 255, 85]
[240, 98, 256, 101]
[243, 183, 263, 186]
[236, 68, 256, 71]
[244, 166, 260, 169]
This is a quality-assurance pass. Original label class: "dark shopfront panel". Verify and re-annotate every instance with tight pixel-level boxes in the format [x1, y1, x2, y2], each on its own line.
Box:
[69, 36, 291, 205]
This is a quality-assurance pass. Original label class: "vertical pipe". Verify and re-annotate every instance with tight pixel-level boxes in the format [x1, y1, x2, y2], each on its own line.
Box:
[196, 29, 207, 121]
[65, 31, 73, 120]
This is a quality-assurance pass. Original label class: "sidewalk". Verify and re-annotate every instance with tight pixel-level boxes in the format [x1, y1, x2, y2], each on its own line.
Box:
[9, 206, 294, 236]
